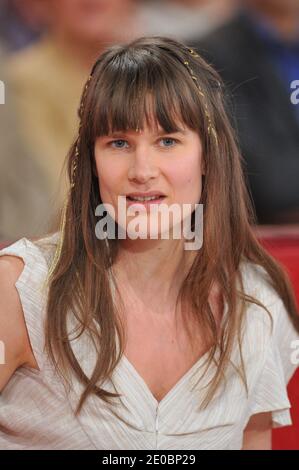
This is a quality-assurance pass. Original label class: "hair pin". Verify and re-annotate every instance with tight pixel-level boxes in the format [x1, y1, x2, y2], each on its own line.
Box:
[183, 48, 218, 145]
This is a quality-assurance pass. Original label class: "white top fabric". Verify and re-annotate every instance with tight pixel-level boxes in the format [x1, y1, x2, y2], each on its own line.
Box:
[0, 232, 299, 450]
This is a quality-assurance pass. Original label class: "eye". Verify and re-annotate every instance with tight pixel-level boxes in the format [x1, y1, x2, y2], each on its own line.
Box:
[109, 139, 129, 149]
[159, 137, 178, 147]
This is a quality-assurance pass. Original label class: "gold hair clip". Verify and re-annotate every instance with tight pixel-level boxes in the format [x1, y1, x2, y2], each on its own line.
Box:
[79, 75, 92, 118]
[71, 143, 79, 189]
[183, 48, 218, 145]
[188, 48, 200, 58]
[70, 75, 93, 189]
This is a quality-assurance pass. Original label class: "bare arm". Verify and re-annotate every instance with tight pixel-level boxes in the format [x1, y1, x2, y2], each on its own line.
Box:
[242, 412, 272, 450]
[0, 255, 38, 393]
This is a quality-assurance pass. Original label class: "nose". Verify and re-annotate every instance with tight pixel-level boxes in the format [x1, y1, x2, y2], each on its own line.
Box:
[127, 146, 160, 184]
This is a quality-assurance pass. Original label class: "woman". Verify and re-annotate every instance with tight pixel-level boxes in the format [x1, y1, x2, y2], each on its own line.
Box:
[0, 36, 298, 450]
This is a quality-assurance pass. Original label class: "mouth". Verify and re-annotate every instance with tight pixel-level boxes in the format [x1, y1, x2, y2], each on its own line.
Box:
[126, 195, 166, 206]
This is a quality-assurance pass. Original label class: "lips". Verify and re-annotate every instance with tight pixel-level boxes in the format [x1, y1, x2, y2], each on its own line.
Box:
[126, 191, 166, 200]
[125, 195, 166, 208]
[126, 195, 166, 202]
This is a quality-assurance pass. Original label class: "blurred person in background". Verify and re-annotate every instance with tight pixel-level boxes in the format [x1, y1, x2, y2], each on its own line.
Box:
[0, 41, 51, 242]
[139, 0, 237, 41]
[194, 0, 299, 225]
[4, 0, 139, 235]
[0, 0, 45, 51]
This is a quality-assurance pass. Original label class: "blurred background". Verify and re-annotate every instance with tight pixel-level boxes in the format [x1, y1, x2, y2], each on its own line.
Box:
[0, 0, 298, 241]
[0, 0, 298, 449]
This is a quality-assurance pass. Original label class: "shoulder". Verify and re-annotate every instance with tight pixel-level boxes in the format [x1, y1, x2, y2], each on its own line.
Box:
[239, 259, 286, 313]
[0, 252, 35, 380]
[0, 232, 60, 371]
[0, 252, 26, 328]
[239, 260, 295, 336]
[33, 231, 60, 268]
[0, 252, 24, 280]
[232, 261, 299, 429]
[0, 230, 59, 323]
[0, 232, 59, 277]
[238, 260, 299, 382]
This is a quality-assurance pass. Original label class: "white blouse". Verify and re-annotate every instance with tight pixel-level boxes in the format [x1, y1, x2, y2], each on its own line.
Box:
[0, 232, 298, 450]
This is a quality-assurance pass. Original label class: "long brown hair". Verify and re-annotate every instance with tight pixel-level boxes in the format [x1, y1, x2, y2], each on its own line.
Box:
[42, 36, 299, 415]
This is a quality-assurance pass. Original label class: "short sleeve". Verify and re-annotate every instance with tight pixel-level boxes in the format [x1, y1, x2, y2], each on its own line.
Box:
[249, 296, 299, 428]
[0, 236, 51, 371]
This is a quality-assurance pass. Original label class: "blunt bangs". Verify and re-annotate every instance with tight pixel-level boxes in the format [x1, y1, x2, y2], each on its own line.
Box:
[90, 48, 206, 139]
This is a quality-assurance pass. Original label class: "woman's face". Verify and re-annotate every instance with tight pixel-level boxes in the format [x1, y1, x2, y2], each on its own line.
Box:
[94, 120, 204, 240]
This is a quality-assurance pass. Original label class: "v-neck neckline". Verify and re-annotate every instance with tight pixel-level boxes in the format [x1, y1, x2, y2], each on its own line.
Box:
[120, 346, 214, 410]
[108, 267, 229, 411]
[117, 308, 229, 410]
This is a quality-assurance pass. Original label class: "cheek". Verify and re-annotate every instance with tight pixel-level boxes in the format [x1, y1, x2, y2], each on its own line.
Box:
[167, 154, 203, 201]
[95, 156, 126, 198]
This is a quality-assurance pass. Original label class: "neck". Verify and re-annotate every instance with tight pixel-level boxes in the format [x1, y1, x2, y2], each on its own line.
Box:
[112, 237, 198, 315]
